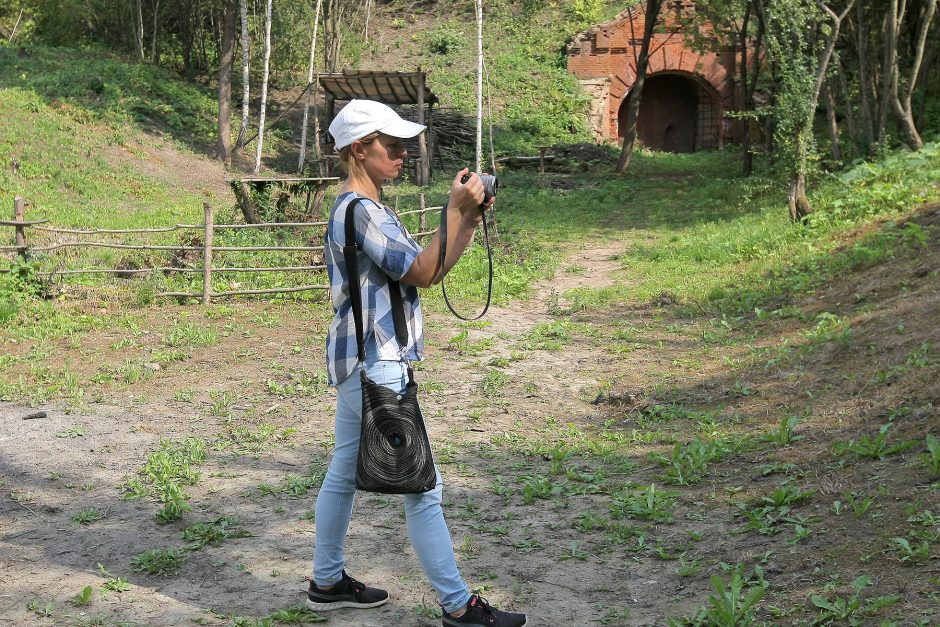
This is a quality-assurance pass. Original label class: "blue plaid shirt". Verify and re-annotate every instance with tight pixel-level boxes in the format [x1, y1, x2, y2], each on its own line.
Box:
[325, 192, 424, 385]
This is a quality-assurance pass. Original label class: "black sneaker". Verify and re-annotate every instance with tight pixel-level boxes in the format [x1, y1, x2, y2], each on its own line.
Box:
[442, 594, 528, 627]
[306, 571, 390, 611]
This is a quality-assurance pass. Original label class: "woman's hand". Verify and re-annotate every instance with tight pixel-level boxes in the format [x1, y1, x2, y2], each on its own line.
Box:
[449, 169, 486, 217]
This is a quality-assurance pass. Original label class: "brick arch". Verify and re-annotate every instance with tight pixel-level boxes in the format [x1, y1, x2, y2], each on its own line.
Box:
[618, 70, 723, 150]
[566, 2, 743, 146]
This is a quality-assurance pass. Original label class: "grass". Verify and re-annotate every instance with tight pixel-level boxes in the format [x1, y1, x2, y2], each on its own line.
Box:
[2, 41, 940, 626]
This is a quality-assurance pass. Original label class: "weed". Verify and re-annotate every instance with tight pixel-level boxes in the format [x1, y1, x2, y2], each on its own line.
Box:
[834, 423, 916, 460]
[890, 537, 931, 564]
[650, 438, 728, 486]
[481, 369, 510, 397]
[675, 553, 701, 577]
[258, 465, 326, 499]
[559, 541, 590, 561]
[182, 517, 250, 550]
[610, 484, 676, 523]
[844, 492, 874, 519]
[69, 585, 94, 607]
[72, 508, 104, 525]
[919, 434, 940, 477]
[56, 424, 85, 438]
[669, 566, 766, 626]
[131, 548, 186, 576]
[763, 415, 803, 447]
[97, 564, 132, 593]
[27, 599, 54, 618]
[139, 437, 207, 523]
[810, 575, 900, 624]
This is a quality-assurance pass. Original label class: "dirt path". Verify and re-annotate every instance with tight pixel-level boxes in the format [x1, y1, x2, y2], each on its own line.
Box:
[1, 239, 693, 627]
[5, 205, 938, 627]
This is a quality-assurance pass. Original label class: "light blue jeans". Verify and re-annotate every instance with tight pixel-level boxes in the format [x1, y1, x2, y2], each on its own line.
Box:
[313, 352, 472, 613]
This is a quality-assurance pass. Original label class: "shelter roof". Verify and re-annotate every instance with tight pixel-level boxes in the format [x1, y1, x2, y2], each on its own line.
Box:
[317, 70, 438, 106]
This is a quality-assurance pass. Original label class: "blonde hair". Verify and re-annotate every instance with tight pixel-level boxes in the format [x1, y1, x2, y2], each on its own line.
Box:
[337, 132, 381, 176]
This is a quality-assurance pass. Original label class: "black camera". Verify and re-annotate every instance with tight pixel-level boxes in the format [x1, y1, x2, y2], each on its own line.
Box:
[460, 172, 499, 208]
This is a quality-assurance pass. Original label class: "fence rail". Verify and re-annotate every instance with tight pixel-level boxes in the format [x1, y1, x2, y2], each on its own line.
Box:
[2, 195, 443, 304]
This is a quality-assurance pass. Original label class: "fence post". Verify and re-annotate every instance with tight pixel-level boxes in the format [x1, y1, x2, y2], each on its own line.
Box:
[203, 202, 213, 305]
[14, 196, 26, 258]
[418, 193, 427, 244]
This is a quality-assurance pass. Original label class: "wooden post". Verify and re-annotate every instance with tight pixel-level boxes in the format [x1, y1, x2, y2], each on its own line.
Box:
[203, 202, 214, 305]
[539, 147, 548, 174]
[427, 101, 434, 181]
[311, 180, 328, 220]
[14, 196, 26, 257]
[417, 72, 428, 186]
[418, 193, 427, 243]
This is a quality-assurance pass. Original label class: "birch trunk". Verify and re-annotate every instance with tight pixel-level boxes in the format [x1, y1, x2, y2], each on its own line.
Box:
[135, 0, 145, 60]
[475, 0, 483, 174]
[298, 0, 324, 174]
[234, 0, 250, 154]
[150, 0, 160, 63]
[253, 0, 273, 174]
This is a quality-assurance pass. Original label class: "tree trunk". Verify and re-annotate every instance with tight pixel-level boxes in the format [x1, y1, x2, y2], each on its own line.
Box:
[298, 0, 324, 173]
[323, 0, 346, 72]
[878, 0, 900, 148]
[616, 0, 663, 174]
[788, 173, 812, 222]
[234, 0, 250, 154]
[834, 57, 857, 151]
[853, 4, 876, 152]
[253, 0, 273, 174]
[135, 0, 145, 60]
[785, 0, 854, 220]
[823, 78, 842, 163]
[740, 0, 764, 176]
[150, 0, 160, 63]
[216, 0, 237, 161]
[891, 0, 936, 150]
[362, 0, 372, 43]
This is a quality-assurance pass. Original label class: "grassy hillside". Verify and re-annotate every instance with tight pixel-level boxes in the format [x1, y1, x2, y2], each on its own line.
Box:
[0, 46, 229, 229]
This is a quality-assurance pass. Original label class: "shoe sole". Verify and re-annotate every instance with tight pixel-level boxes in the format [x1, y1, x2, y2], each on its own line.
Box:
[306, 597, 389, 611]
[441, 618, 528, 627]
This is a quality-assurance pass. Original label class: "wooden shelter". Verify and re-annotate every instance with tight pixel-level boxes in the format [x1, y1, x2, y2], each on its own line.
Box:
[318, 70, 438, 185]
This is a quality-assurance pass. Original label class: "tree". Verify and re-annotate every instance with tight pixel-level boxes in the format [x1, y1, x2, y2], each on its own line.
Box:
[616, 0, 665, 174]
[760, 0, 853, 221]
[889, 0, 938, 150]
[254, 0, 273, 174]
[691, 0, 767, 174]
[323, 0, 347, 72]
[216, 0, 238, 161]
[234, 0, 251, 155]
[298, 0, 324, 174]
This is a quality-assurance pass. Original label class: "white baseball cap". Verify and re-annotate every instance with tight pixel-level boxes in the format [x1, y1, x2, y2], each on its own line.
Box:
[329, 99, 426, 150]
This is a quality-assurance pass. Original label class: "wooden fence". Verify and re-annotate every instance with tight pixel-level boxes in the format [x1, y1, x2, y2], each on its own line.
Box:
[1, 195, 441, 304]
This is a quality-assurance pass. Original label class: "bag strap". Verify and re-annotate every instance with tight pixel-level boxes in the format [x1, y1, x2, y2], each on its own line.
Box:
[342, 197, 410, 363]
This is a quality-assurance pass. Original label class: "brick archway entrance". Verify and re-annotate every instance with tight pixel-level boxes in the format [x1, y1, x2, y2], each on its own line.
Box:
[618, 72, 721, 152]
[566, 3, 748, 148]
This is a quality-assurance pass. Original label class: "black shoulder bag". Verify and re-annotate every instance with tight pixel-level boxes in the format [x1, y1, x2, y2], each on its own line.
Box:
[342, 199, 437, 495]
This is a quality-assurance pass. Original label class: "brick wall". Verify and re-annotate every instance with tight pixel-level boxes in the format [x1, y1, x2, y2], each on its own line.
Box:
[567, 1, 744, 148]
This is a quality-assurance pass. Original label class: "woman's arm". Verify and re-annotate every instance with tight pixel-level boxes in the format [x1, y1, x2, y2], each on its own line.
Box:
[400, 169, 490, 289]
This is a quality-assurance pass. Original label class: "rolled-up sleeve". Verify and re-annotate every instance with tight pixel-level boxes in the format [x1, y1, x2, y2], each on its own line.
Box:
[355, 199, 423, 280]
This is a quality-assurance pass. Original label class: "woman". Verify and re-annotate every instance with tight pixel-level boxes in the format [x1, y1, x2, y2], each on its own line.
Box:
[308, 99, 528, 627]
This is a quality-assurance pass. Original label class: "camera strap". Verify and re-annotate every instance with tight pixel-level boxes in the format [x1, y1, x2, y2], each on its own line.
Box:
[438, 202, 494, 321]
